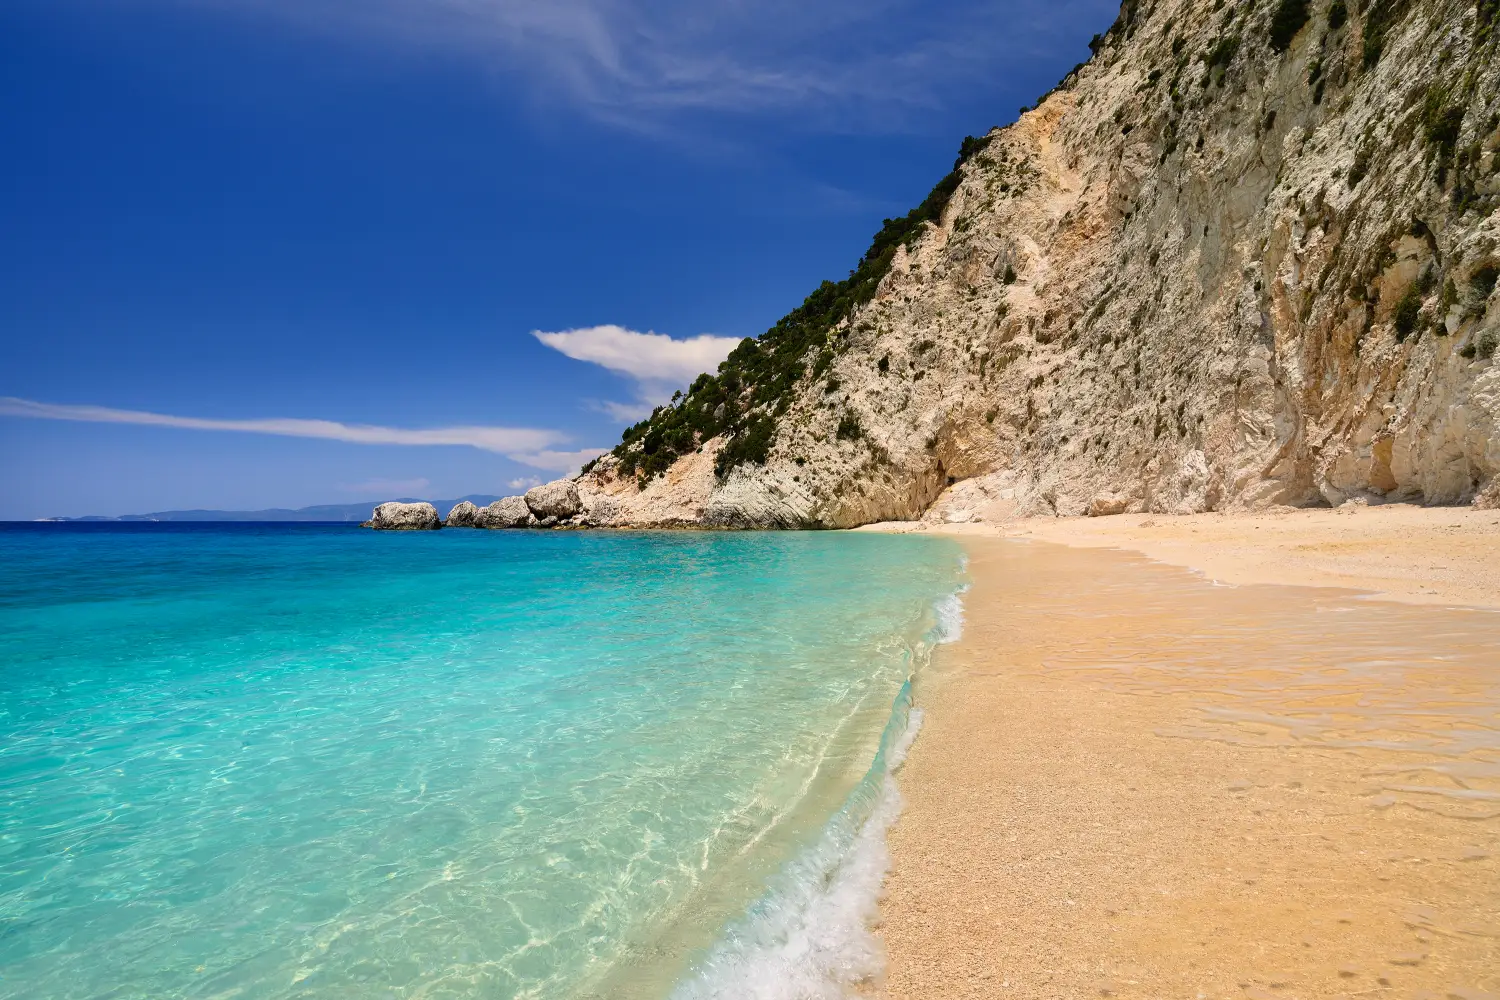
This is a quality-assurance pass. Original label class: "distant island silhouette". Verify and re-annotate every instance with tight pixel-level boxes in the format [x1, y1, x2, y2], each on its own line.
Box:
[39, 495, 502, 523]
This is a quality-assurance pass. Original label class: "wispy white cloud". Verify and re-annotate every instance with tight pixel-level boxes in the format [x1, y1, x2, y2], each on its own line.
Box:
[534, 324, 740, 422]
[159, 0, 1109, 131]
[0, 396, 597, 471]
[594, 399, 656, 423]
[535, 325, 740, 384]
[507, 475, 543, 490]
[179, 0, 886, 119]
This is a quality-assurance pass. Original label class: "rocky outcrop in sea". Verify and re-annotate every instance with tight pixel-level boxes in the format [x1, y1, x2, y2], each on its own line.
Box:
[474, 496, 535, 528]
[524, 481, 582, 520]
[388, 481, 591, 530]
[367, 502, 442, 530]
[445, 501, 480, 527]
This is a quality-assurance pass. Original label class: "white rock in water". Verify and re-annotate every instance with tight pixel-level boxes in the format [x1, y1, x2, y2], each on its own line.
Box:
[370, 501, 441, 530]
[525, 479, 581, 519]
[474, 496, 534, 529]
[445, 501, 480, 527]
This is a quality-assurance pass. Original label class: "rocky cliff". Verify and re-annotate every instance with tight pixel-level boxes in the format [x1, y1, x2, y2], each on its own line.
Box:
[561, 0, 1500, 528]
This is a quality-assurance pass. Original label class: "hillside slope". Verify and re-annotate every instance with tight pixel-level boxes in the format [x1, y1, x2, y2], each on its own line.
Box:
[578, 0, 1500, 527]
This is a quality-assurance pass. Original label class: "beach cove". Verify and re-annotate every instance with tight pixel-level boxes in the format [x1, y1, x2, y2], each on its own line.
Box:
[868, 506, 1500, 999]
[3, 512, 1497, 999]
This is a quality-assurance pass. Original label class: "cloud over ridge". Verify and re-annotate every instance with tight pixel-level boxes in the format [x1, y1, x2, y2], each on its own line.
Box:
[534, 325, 741, 384]
[533, 324, 741, 422]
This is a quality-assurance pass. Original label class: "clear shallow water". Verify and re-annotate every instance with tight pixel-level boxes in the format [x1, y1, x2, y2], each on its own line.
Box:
[0, 524, 963, 999]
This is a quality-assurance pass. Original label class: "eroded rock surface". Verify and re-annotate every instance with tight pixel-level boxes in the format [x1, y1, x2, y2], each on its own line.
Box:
[475, 496, 534, 529]
[369, 502, 441, 530]
[445, 501, 480, 527]
[524, 480, 582, 520]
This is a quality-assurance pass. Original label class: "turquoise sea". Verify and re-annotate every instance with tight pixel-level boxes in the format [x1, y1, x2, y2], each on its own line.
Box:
[0, 524, 965, 999]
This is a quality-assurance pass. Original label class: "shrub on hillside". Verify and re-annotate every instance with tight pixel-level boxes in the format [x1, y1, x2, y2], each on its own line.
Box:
[713, 415, 775, 477]
[1393, 284, 1423, 341]
[1269, 0, 1310, 52]
[1460, 330, 1497, 360]
[1347, 145, 1372, 187]
[1422, 87, 1464, 159]
[1203, 35, 1241, 69]
[1470, 263, 1499, 302]
[835, 412, 863, 442]
[1362, 0, 1403, 67]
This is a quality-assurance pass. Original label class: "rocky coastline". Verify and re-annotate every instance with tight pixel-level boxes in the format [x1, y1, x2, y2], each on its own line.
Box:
[365, 480, 597, 530]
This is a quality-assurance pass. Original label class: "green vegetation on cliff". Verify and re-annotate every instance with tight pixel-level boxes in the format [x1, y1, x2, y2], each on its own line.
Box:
[610, 135, 991, 483]
[1267, 0, 1309, 52]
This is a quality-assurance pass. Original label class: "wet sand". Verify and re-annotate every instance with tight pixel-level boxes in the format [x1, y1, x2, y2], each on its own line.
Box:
[877, 536, 1499, 1000]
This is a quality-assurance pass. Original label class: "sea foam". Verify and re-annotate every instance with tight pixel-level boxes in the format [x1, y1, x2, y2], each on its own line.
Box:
[933, 583, 970, 644]
[670, 584, 965, 1000]
[669, 693, 921, 1000]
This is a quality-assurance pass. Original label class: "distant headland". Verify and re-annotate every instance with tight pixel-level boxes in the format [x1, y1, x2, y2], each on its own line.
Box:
[38, 495, 502, 523]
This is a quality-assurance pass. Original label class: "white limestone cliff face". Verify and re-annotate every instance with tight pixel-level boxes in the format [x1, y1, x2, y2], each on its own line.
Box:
[578, 446, 722, 528]
[581, 0, 1500, 527]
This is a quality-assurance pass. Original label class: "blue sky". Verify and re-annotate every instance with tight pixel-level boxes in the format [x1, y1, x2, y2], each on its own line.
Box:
[1, 0, 1115, 519]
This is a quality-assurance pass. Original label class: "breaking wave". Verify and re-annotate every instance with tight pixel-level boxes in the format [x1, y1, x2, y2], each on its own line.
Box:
[669, 581, 967, 1000]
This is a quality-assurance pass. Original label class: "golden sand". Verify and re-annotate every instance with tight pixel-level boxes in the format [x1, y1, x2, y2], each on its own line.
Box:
[877, 534, 1499, 1000]
[949, 504, 1500, 609]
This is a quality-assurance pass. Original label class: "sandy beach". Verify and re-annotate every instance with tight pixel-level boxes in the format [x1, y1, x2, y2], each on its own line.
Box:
[866, 507, 1500, 999]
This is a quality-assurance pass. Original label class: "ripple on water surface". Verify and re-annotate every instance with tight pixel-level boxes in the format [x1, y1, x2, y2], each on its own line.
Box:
[0, 524, 965, 999]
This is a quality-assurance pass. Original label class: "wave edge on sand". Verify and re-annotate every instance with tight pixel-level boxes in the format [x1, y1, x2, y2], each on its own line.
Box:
[669, 584, 966, 1000]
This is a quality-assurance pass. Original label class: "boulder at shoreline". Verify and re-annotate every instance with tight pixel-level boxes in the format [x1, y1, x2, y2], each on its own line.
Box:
[370, 478, 588, 532]
[525, 480, 581, 520]
[475, 496, 535, 529]
[369, 502, 441, 530]
[445, 501, 480, 527]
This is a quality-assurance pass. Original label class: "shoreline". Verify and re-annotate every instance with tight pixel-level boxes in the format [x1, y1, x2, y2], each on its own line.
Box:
[659, 543, 969, 1000]
[860, 503, 1500, 609]
[873, 516, 1500, 998]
